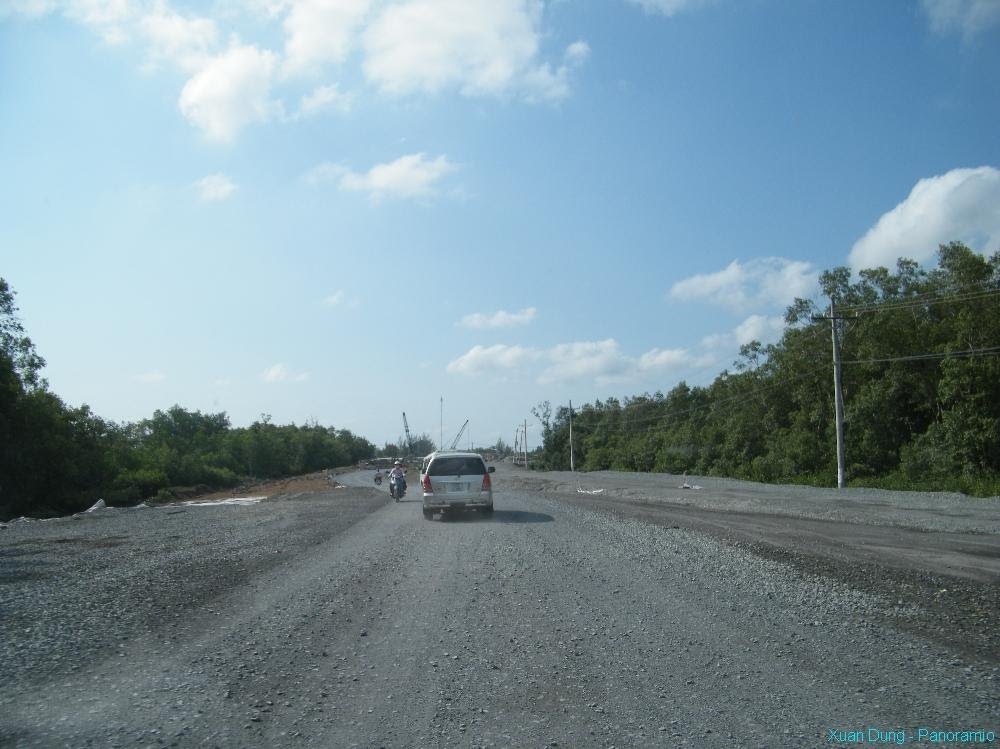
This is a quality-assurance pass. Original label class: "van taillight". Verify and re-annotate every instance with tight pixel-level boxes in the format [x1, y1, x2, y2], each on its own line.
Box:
[422, 474, 432, 492]
[481, 473, 491, 491]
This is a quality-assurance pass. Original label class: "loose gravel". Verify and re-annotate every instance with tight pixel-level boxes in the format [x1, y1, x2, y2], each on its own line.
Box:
[1, 472, 997, 747]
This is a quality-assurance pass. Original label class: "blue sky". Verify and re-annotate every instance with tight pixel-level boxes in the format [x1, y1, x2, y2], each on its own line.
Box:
[2, 0, 999, 450]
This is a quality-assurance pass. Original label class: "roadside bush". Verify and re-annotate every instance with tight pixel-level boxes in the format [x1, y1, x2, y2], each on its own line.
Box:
[115, 468, 170, 499]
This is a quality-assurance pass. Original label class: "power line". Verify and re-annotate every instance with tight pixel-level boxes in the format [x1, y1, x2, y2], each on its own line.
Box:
[555, 347, 1000, 440]
[837, 287, 1000, 315]
[568, 364, 830, 436]
[841, 346, 1000, 366]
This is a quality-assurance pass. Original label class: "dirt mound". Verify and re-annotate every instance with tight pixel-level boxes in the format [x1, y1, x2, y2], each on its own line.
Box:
[187, 470, 346, 502]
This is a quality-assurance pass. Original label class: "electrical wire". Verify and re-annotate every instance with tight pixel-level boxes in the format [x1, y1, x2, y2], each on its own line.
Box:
[841, 346, 1000, 366]
[836, 287, 1000, 315]
[564, 364, 830, 436]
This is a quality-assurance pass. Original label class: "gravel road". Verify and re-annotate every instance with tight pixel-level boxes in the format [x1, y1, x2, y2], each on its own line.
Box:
[1, 467, 998, 747]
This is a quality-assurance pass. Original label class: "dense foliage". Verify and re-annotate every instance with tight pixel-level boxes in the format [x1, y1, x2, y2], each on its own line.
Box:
[532, 244, 1000, 496]
[0, 279, 375, 520]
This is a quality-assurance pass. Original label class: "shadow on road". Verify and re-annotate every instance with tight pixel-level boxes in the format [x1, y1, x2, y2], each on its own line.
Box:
[439, 509, 554, 524]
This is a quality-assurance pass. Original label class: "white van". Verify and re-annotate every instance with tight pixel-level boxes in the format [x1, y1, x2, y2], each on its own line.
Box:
[420, 451, 495, 519]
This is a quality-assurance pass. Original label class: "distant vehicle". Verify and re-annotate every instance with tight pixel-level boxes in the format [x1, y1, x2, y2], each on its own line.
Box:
[420, 450, 494, 519]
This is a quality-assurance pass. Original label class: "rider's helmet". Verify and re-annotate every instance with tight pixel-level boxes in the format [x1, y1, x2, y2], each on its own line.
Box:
[394, 460, 402, 466]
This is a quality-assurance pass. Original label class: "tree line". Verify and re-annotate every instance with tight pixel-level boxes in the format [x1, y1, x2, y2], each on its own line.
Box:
[0, 278, 375, 520]
[531, 243, 1000, 496]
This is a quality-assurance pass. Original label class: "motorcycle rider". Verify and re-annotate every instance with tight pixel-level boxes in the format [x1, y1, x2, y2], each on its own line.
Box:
[388, 460, 406, 500]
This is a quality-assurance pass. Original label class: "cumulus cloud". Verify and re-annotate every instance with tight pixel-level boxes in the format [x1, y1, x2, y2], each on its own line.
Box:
[733, 314, 785, 346]
[297, 84, 352, 117]
[140, 3, 218, 72]
[626, 0, 713, 17]
[849, 167, 1000, 270]
[520, 40, 591, 102]
[448, 338, 713, 383]
[362, 0, 587, 101]
[179, 43, 280, 142]
[196, 173, 237, 201]
[10, 0, 589, 141]
[459, 307, 536, 329]
[65, 0, 133, 43]
[282, 0, 373, 76]
[446, 344, 541, 376]
[638, 347, 692, 371]
[309, 153, 456, 201]
[670, 257, 818, 313]
[539, 340, 709, 385]
[538, 339, 632, 385]
[921, 0, 1000, 37]
[261, 363, 310, 383]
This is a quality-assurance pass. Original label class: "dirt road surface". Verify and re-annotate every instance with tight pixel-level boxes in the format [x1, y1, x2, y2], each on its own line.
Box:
[1, 465, 997, 747]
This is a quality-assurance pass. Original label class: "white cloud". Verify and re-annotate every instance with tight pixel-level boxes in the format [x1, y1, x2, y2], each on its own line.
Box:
[362, 0, 586, 101]
[627, 0, 712, 17]
[322, 290, 345, 306]
[196, 173, 237, 201]
[446, 344, 540, 376]
[921, 0, 1000, 37]
[849, 167, 1000, 270]
[139, 3, 218, 72]
[301, 162, 343, 184]
[564, 40, 590, 65]
[733, 314, 785, 346]
[670, 257, 818, 312]
[321, 290, 359, 308]
[449, 338, 713, 383]
[539, 340, 709, 384]
[326, 153, 456, 201]
[134, 371, 166, 383]
[696, 316, 786, 364]
[538, 339, 634, 385]
[282, 0, 373, 76]
[65, 0, 133, 43]
[459, 307, 536, 329]
[637, 347, 691, 371]
[261, 363, 310, 382]
[0, 0, 57, 19]
[10, 0, 587, 143]
[297, 84, 352, 117]
[179, 42, 280, 142]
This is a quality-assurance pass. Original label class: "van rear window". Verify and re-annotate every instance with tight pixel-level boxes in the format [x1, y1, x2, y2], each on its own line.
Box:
[428, 457, 486, 476]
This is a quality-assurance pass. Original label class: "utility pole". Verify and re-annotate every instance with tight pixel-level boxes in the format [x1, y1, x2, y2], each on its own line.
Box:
[524, 419, 528, 469]
[813, 300, 850, 490]
[569, 399, 575, 471]
[831, 298, 846, 490]
[439, 396, 443, 451]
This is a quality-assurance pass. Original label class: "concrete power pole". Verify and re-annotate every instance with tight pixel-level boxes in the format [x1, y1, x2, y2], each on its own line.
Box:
[569, 399, 575, 471]
[831, 298, 846, 489]
[524, 419, 528, 469]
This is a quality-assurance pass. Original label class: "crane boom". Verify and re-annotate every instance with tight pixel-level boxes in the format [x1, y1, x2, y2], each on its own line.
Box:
[450, 419, 469, 450]
[402, 412, 414, 454]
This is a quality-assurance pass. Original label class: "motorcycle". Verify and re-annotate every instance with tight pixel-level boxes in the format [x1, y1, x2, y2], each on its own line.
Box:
[389, 474, 407, 502]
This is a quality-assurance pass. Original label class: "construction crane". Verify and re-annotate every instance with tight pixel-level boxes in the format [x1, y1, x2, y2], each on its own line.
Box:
[402, 412, 414, 455]
[450, 419, 469, 450]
